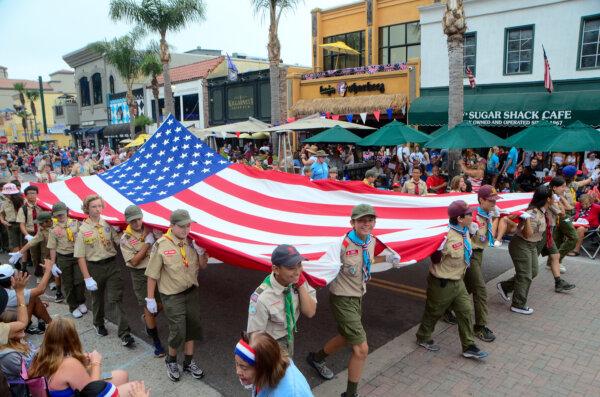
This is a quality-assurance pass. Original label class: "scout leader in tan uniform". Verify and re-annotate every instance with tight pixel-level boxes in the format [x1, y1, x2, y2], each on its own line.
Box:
[47, 201, 87, 318]
[416, 200, 489, 360]
[16, 186, 43, 277]
[0, 183, 24, 252]
[401, 167, 427, 196]
[145, 209, 208, 382]
[74, 194, 134, 348]
[119, 205, 166, 358]
[246, 244, 317, 357]
[308, 204, 401, 397]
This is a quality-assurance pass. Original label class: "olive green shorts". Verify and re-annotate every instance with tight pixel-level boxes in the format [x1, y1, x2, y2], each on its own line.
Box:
[161, 286, 203, 349]
[129, 267, 161, 306]
[537, 237, 558, 256]
[329, 293, 366, 345]
[7, 223, 22, 249]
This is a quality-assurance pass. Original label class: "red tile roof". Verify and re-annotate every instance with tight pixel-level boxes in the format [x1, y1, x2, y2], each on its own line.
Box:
[0, 79, 53, 91]
[155, 56, 224, 85]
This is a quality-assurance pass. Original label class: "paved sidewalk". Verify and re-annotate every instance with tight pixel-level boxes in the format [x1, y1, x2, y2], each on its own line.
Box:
[313, 254, 600, 397]
[33, 297, 222, 396]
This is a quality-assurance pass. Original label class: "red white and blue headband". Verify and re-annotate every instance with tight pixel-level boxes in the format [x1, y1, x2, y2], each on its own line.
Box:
[235, 339, 256, 366]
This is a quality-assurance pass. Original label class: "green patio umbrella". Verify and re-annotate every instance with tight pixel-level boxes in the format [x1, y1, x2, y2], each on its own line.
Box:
[555, 121, 600, 151]
[504, 120, 563, 151]
[303, 125, 362, 144]
[424, 121, 506, 149]
[357, 120, 430, 147]
[429, 125, 448, 139]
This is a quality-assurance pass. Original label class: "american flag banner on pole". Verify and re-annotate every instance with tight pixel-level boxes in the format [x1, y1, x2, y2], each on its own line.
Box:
[466, 66, 476, 89]
[543, 45, 554, 93]
[30, 115, 531, 286]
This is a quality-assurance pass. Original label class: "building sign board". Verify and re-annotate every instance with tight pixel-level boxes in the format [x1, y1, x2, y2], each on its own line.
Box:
[465, 110, 573, 127]
[227, 85, 255, 120]
[320, 81, 386, 97]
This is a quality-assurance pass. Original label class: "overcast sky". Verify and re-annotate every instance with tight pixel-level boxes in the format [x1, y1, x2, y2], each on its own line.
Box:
[0, 0, 354, 81]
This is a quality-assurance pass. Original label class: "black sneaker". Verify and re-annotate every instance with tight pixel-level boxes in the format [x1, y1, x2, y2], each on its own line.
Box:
[306, 352, 334, 380]
[474, 326, 496, 342]
[442, 310, 457, 325]
[462, 345, 489, 359]
[37, 320, 46, 332]
[121, 334, 135, 348]
[341, 393, 359, 397]
[182, 360, 204, 379]
[165, 360, 180, 382]
[417, 339, 440, 352]
[555, 278, 575, 293]
[25, 322, 44, 335]
[95, 325, 108, 336]
[55, 291, 65, 303]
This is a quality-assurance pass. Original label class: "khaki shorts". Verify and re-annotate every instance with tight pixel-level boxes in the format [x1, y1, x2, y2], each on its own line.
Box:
[129, 267, 161, 306]
[329, 293, 366, 345]
[161, 286, 203, 349]
[7, 223, 21, 249]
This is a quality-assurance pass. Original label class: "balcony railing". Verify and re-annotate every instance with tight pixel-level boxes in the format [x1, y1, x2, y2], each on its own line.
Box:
[301, 62, 408, 80]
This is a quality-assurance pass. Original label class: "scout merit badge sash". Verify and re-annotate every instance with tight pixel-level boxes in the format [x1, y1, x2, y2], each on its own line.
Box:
[475, 207, 495, 247]
[448, 224, 472, 267]
[263, 274, 296, 349]
[163, 228, 189, 267]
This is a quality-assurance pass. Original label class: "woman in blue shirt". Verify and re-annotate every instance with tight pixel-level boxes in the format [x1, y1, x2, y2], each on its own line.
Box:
[235, 332, 313, 397]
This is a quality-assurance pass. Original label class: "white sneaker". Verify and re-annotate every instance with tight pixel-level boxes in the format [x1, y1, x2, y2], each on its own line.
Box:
[493, 240, 503, 247]
[72, 308, 83, 318]
[560, 265, 566, 274]
[510, 306, 534, 315]
[78, 304, 88, 314]
[49, 282, 57, 291]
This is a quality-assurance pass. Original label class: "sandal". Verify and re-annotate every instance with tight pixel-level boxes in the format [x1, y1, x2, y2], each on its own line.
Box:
[567, 252, 580, 257]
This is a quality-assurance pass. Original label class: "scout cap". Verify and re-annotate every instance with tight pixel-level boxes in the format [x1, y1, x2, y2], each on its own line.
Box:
[448, 200, 471, 218]
[351, 204, 377, 220]
[315, 150, 328, 157]
[124, 205, 143, 223]
[170, 209, 193, 226]
[478, 185, 501, 201]
[271, 244, 306, 267]
[365, 169, 378, 178]
[0, 264, 14, 280]
[34, 211, 52, 224]
[52, 201, 68, 216]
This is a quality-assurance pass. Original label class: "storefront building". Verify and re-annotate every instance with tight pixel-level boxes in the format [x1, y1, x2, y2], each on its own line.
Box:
[410, 0, 600, 133]
[288, 0, 435, 124]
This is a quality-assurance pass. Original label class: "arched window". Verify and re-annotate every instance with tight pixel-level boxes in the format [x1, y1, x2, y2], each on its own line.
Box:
[92, 73, 102, 105]
[109, 75, 115, 95]
[79, 77, 90, 107]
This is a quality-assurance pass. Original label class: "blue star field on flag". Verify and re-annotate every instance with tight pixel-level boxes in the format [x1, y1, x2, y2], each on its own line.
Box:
[99, 115, 230, 204]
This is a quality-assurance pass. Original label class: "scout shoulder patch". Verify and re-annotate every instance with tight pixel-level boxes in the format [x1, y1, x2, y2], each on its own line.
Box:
[346, 249, 359, 256]
[250, 292, 260, 303]
[451, 242, 463, 250]
[83, 231, 94, 237]
[248, 303, 257, 315]
[163, 249, 177, 256]
[129, 238, 139, 245]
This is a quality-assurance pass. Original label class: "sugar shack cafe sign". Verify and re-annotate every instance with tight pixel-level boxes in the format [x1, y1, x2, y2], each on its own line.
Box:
[465, 110, 573, 127]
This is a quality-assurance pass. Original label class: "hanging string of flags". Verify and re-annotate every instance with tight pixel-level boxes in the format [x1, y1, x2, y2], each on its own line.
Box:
[286, 107, 405, 125]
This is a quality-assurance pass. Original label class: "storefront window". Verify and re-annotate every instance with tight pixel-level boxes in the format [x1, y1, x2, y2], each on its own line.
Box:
[174, 95, 181, 121]
[259, 82, 270, 119]
[92, 73, 102, 105]
[79, 77, 90, 107]
[151, 98, 165, 122]
[464, 32, 477, 76]
[211, 88, 224, 122]
[182, 93, 200, 120]
[379, 22, 420, 65]
[504, 25, 534, 75]
[579, 15, 600, 69]
[323, 31, 365, 70]
[109, 75, 115, 94]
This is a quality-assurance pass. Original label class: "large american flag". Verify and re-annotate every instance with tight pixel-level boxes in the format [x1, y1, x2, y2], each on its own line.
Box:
[543, 45, 554, 94]
[31, 115, 531, 286]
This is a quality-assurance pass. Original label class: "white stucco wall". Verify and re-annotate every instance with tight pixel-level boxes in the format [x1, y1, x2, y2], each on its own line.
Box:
[420, 0, 600, 88]
[144, 79, 205, 128]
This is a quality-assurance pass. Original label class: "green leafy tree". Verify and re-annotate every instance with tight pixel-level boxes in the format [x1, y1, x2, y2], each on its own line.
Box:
[109, 0, 206, 117]
[12, 83, 29, 143]
[141, 51, 163, 123]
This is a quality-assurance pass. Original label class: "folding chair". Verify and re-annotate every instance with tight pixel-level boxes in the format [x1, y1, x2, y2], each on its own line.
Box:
[581, 227, 600, 259]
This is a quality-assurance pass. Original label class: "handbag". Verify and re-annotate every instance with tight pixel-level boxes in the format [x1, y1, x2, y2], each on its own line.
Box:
[8, 358, 49, 397]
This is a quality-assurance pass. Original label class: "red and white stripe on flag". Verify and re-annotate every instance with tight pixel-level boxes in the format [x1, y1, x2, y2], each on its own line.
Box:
[543, 47, 554, 93]
[466, 66, 476, 89]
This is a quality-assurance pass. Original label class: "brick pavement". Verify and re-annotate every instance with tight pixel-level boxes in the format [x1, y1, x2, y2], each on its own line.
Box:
[313, 253, 600, 397]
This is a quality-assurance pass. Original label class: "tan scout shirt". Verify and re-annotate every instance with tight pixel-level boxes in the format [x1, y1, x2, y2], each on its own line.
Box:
[329, 235, 376, 297]
[71, 161, 93, 177]
[73, 218, 119, 261]
[247, 273, 316, 340]
[145, 234, 200, 295]
[516, 208, 546, 243]
[401, 179, 427, 196]
[0, 167, 11, 183]
[546, 203, 562, 227]
[47, 219, 80, 255]
[16, 202, 42, 234]
[29, 228, 51, 262]
[430, 228, 469, 280]
[471, 211, 492, 250]
[1, 200, 18, 222]
[0, 322, 9, 345]
[120, 229, 150, 269]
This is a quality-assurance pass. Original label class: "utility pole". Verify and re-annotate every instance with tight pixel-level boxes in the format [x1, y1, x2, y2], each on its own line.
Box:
[38, 76, 48, 138]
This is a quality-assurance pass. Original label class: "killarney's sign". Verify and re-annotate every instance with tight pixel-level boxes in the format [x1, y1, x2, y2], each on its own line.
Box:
[320, 81, 386, 97]
[465, 110, 573, 127]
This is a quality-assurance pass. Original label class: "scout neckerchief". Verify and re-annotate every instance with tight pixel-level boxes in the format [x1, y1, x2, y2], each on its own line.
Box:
[448, 224, 472, 267]
[414, 179, 420, 195]
[263, 274, 296, 349]
[346, 230, 372, 281]
[163, 228, 189, 267]
[543, 210, 553, 249]
[52, 218, 75, 242]
[476, 207, 495, 247]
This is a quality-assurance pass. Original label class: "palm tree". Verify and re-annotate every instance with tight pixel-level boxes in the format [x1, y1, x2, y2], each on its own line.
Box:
[141, 52, 163, 123]
[26, 90, 39, 141]
[443, 0, 467, 177]
[12, 83, 29, 143]
[90, 27, 147, 138]
[109, 0, 206, 117]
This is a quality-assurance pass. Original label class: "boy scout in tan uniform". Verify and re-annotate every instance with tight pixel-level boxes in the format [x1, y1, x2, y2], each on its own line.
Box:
[308, 204, 400, 397]
[0, 183, 22, 252]
[119, 205, 166, 358]
[74, 194, 134, 347]
[401, 168, 427, 196]
[16, 186, 42, 277]
[416, 200, 489, 360]
[145, 209, 208, 382]
[47, 201, 87, 318]
[247, 244, 317, 357]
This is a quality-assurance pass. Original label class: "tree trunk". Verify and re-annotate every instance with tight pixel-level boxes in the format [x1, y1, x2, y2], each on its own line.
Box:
[447, 36, 464, 178]
[160, 34, 175, 118]
[152, 78, 160, 124]
[127, 87, 136, 138]
[268, 8, 282, 155]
